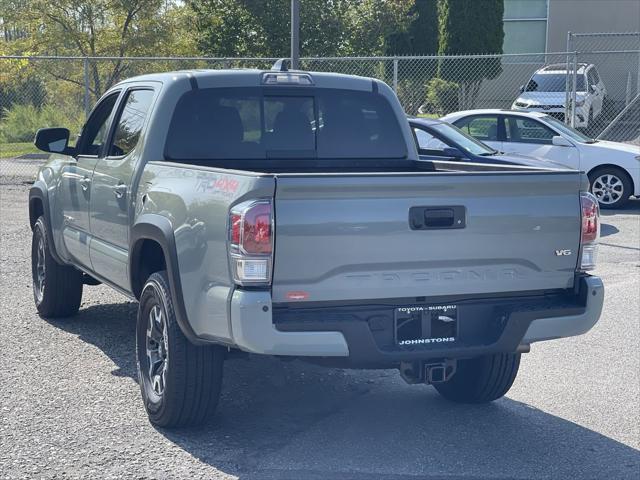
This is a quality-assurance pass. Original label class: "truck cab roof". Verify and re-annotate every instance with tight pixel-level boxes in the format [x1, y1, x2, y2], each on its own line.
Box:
[113, 68, 378, 92]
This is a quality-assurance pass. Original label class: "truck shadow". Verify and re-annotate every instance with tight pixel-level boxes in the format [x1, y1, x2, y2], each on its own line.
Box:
[601, 197, 640, 216]
[51, 302, 640, 479]
[600, 223, 620, 237]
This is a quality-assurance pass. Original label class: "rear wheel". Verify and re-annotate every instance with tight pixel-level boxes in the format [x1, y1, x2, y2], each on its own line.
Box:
[588, 166, 632, 209]
[136, 271, 225, 427]
[434, 353, 520, 404]
[31, 216, 83, 318]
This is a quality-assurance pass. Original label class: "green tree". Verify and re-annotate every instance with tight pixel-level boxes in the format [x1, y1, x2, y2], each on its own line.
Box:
[385, 0, 438, 56]
[189, 0, 413, 58]
[1, 0, 198, 98]
[437, 0, 504, 108]
[189, 0, 269, 57]
[384, 0, 438, 114]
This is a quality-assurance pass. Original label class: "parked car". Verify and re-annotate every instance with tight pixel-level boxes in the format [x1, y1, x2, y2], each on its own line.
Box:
[442, 109, 640, 208]
[30, 67, 603, 428]
[511, 63, 606, 129]
[409, 117, 567, 169]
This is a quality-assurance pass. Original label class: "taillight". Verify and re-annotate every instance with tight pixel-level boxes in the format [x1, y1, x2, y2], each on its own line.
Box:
[229, 200, 273, 285]
[579, 192, 600, 270]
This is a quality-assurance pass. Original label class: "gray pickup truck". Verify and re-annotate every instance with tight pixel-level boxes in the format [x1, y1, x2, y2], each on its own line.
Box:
[30, 67, 604, 427]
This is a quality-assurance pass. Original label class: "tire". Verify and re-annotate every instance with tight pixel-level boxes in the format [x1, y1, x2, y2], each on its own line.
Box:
[434, 353, 520, 404]
[136, 271, 224, 427]
[31, 216, 83, 317]
[588, 166, 632, 209]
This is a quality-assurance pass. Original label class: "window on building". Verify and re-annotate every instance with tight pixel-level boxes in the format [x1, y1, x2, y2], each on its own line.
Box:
[503, 0, 548, 55]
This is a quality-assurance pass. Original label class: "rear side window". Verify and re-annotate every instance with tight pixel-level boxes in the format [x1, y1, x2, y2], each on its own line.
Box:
[505, 116, 555, 144]
[455, 116, 499, 141]
[164, 87, 406, 161]
[109, 89, 154, 157]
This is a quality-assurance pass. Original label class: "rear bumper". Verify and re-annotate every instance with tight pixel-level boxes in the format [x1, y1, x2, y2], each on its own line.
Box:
[522, 276, 603, 343]
[229, 275, 603, 367]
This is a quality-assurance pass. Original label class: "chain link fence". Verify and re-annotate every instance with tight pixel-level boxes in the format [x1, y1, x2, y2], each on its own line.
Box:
[567, 32, 640, 144]
[1, 46, 639, 182]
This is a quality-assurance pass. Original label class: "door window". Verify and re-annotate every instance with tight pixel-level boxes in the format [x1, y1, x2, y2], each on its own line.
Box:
[108, 89, 155, 157]
[591, 67, 600, 85]
[77, 92, 120, 156]
[454, 116, 499, 142]
[505, 116, 555, 144]
[586, 70, 595, 91]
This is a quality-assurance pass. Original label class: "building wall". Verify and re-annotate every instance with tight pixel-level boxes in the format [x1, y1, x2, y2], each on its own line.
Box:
[547, 0, 640, 52]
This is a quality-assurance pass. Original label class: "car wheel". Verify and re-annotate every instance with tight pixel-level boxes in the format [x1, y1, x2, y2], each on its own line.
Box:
[31, 216, 83, 318]
[434, 353, 520, 404]
[136, 271, 225, 427]
[588, 167, 632, 209]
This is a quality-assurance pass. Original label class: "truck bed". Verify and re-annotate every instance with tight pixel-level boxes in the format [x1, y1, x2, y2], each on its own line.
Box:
[161, 158, 569, 175]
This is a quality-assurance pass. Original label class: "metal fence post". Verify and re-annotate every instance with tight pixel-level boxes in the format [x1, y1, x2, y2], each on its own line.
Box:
[571, 52, 578, 128]
[393, 57, 398, 93]
[83, 57, 90, 118]
[637, 48, 640, 97]
[565, 32, 572, 125]
[290, 0, 300, 69]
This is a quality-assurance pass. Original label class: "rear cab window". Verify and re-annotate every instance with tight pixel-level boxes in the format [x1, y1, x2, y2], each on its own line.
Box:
[164, 87, 407, 166]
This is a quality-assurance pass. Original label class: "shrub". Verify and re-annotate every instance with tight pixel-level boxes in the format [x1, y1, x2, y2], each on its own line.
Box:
[421, 77, 459, 116]
[0, 104, 84, 143]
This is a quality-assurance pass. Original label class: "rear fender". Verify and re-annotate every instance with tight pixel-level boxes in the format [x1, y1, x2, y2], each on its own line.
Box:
[130, 214, 218, 346]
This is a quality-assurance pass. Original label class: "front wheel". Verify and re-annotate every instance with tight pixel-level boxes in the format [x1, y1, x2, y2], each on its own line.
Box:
[434, 353, 521, 403]
[136, 271, 225, 427]
[588, 167, 632, 209]
[31, 216, 83, 317]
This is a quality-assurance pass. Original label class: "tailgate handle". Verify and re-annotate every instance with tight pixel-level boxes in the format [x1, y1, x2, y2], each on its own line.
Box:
[410, 206, 466, 230]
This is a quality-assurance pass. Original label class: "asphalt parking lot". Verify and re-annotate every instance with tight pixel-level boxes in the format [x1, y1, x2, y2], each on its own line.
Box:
[1, 182, 638, 480]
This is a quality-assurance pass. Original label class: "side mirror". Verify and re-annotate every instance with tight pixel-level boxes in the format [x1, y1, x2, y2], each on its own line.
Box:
[589, 84, 597, 93]
[519, 85, 525, 93]
[552, 135, 573, 147]
[34, 128, 73, 154]
[443, 147, 464, 158]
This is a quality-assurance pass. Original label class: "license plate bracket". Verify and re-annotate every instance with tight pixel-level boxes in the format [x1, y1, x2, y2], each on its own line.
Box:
[394, 305, 458, 346]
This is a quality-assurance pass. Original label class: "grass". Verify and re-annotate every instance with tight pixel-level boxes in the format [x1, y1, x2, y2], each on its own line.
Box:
[416, 113, 440, 119]
[0, 142, 39, 159]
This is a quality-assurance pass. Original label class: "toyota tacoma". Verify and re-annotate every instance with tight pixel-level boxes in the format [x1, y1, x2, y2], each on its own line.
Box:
[29, 66, 604, 427]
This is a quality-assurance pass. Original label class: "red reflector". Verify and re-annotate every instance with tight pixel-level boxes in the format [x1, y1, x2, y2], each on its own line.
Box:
[242, 203, 272, 254]
[581, 193, 599, 243]
[286, 291, 309, 301]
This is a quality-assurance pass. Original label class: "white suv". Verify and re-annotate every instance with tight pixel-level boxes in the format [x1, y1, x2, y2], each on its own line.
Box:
[511, 63, 607, 129]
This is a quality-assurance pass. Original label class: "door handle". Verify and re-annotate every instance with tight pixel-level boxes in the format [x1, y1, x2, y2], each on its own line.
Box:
[113, 184, 127, 199]
[409, 206, 466, 230]
[80, 177, 91, 191]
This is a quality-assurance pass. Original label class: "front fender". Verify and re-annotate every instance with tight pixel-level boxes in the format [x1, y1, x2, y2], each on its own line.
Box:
[29, 181, 64, 265]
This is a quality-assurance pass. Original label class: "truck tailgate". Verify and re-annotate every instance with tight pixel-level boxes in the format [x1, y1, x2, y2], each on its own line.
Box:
[272, 172, 581, 303]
